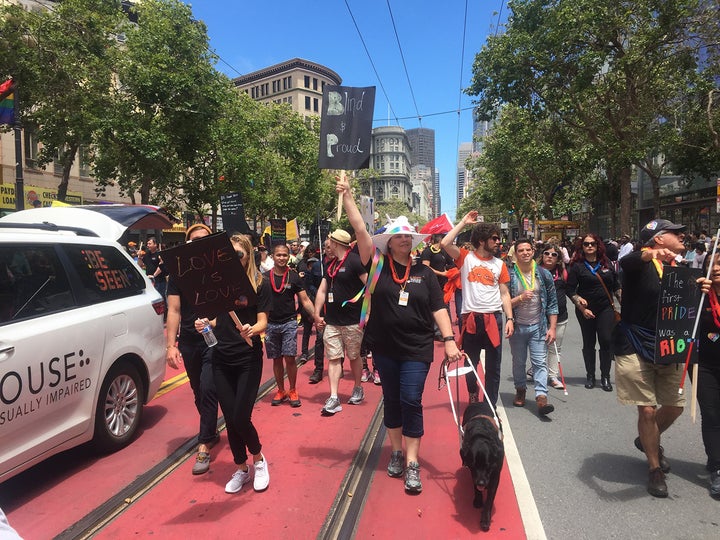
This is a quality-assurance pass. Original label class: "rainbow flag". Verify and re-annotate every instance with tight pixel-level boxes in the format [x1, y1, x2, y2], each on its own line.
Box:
[0, 79, 15, 125]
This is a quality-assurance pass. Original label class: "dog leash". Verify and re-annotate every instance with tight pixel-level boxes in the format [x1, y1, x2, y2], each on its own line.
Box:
[439, 353, 503, 442]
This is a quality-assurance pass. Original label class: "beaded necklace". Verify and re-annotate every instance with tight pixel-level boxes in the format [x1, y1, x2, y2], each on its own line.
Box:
[430, 244, 441, 254]
[514, 261, 536, 290]
[327, 249, 350, 279]
[270, 266, 289, 293]
[388, 256, 412, 286]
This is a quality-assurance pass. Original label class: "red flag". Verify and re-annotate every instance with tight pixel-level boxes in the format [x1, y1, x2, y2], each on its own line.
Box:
[419, 213, 453, 235]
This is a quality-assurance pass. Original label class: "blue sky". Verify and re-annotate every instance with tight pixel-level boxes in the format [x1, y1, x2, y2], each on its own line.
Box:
[189, 0, 506, 219]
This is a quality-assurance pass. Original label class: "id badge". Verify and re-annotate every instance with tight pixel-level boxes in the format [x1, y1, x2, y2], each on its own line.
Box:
[328, 292, 334, 303]
[398, 290, 409, 306]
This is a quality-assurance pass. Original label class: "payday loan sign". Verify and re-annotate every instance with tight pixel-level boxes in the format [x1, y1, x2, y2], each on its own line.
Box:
[318, 85, 376, 170]
[655, 265, 702, 365]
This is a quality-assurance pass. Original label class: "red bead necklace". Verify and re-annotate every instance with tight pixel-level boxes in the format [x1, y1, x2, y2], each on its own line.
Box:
[388, 256, 412, 285]
[271, 266, 289, 293]
[327, 249, 351, 279]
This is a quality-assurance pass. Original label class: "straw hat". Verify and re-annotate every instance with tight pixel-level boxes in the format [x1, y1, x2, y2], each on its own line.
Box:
[329, 229, 351, 247]
[372, 216, 427, 255]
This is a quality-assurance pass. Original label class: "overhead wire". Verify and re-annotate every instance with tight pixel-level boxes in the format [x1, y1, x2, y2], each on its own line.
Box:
[385, 0, 421, 126]
[343, 0, 399, 125]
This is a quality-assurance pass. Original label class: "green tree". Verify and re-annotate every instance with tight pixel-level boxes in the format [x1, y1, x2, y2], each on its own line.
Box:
[468, 0, 703, 233]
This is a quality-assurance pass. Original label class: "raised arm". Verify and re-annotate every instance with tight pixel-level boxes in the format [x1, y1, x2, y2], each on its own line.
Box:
[440, 211, 478, 259]
[336, 175, 374, 265]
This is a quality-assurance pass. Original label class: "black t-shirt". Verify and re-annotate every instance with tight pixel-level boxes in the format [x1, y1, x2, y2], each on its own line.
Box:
[167, 277, 203, 344]
[142, 250, 168, 279]
[213, 278, 272, 364]
[364, 257, 445, 362]
[322, 251, 367, 326]
[420, 246, 454, 288]
[614, 251, 662, 356]
[548, 267, 569, 323]
[265, 268, 304, 323]
[698, 294, 720, 367]
[566, 261, 618, 312]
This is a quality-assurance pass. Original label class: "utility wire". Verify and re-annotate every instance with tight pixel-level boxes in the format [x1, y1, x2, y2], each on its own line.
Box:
[385, 0, 421, 126]
[455, 0, 470, 162]
[343, 0, 399, 125]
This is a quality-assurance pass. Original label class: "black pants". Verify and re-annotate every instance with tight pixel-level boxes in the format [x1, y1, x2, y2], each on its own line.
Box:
[462, 312, 503, 407]
[213, 351, 263, 465]
[696, 362, 720, 470]
[576, 306, 615, 377]
[313, 328, 325, 371]
[178, 339, 218, 444]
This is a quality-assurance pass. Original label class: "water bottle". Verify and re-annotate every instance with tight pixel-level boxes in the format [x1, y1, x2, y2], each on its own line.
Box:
[201, 321, 218, 347]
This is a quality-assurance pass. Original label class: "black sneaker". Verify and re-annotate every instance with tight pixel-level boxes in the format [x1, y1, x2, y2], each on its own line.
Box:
[711, 470, 720, 499]
[634, 437, 670, 473]
[309, 369, 323, 384]
[647, 467, 668, 498]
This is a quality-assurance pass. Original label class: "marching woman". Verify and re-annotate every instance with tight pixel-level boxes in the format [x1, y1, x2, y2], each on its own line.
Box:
[696, 250, 720, 499]
[566, 233, 621, 391]
[196, 233, 272, 494]
[539, 242, 569, 390]
[336, 176, 462, 494]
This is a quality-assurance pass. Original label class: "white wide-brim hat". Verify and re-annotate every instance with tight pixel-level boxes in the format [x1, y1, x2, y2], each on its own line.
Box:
[372, 216, 428, 255]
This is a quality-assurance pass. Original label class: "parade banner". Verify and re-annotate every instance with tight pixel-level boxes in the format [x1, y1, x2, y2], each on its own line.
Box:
[318, 86, 376, 171]
[160, 232, 257, 319]
[269, 218, 287, 247]
[220, 191, 251, 234]
[655, 265, 703, 365]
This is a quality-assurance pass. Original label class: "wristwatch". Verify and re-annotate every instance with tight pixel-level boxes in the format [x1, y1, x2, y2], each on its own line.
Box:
[442, 336, 455, 342]
[507, 317, 515, 322]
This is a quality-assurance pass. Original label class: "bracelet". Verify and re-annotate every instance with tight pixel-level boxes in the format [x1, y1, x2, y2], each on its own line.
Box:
[507, 317, 514, 322]
[166, 345, 176, 349]
[442, 336, 455, 342]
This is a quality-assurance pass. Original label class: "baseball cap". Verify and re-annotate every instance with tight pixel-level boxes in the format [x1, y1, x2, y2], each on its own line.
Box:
[639, 219, 686, 244]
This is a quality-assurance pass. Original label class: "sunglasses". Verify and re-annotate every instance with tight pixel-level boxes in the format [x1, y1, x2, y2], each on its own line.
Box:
[583, 241, 597, 247]
[489, 236, 500, 242]
[543, 251, 559, 258]
[236, 250, 246, 259]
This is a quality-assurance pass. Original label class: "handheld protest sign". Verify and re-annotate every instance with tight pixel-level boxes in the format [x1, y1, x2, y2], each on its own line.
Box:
[161, 232, 257, 320]
[220, 191, 251, 234]
[654, 265, 703, 365]
[318, 85, 376, 220]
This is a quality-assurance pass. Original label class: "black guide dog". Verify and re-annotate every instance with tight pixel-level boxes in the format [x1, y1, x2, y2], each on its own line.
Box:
[460, 400, 504, 532]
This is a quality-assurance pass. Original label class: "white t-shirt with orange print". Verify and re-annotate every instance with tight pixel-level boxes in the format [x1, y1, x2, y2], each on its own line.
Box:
[455, 248, 510, 314]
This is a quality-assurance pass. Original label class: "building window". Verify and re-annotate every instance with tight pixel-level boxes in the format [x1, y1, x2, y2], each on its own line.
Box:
[313, 78, 318, 90]
[313, 97, 319, 112]
[23, 129, 39, 168]
[305, 96, 311, 110]
[288, 96, 292, 105]
[304, 75, 310, 88]
[391, 186, 399, 199]
[78, 145, 91, 177]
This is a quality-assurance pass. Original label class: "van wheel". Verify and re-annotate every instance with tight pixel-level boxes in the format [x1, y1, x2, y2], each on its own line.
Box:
[93, 363, 144, 453]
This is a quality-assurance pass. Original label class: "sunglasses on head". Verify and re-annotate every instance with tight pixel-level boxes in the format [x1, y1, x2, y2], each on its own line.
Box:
[543, 251, 559, 258]
[583, 241, 597, 247]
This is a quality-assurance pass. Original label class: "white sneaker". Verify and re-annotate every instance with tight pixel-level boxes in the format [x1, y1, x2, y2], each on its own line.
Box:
[225, 468, 251, 494]
[253, 455, 270, 491]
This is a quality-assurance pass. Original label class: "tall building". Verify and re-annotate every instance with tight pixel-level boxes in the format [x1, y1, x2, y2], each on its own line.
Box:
[359, 126, 413, 213]
[472, 110, 494, 153]
[406, 127, 436, 218]
[232, 58, 342, 120]
[409, 165, 433, 220]
[434, 170, 441, 217]
[456, 142, 473, 209]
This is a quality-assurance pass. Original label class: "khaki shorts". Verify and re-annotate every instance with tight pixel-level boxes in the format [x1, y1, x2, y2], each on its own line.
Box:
[324, 324, 363, 361]
[615, 353, 686, 407]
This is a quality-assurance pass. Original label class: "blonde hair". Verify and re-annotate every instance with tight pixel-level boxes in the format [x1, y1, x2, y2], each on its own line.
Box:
[230, 233, 262, 292]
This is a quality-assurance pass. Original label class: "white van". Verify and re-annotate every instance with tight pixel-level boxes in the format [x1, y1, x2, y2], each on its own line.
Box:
[0, 215, 166, 482]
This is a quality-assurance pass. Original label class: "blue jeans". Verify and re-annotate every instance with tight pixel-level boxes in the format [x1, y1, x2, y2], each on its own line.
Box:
[178, 339, 218, 444]
[462, 312, 503, 407]
[373, 353, 430, 438]
[509, 322, 549, 396]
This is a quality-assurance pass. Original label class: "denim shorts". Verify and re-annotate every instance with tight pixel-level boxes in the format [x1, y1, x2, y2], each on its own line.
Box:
[265, 320, 298, 358]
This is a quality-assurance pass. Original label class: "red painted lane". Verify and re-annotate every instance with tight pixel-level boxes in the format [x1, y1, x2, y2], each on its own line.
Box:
[95, 362, 384, 539]
[356, 342, 525, 539]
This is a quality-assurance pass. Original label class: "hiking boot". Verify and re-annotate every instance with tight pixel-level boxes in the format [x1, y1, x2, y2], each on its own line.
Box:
[711, 470, 720, 499]
[348, 385, 364, 405]
[404, 461, 422, 493]
[253, 455, 270, 491]
[225, 468, 251, 494]
[387, 450, 405, 477]
[288, 389, 301, 408]
[271, 390, 288, 406]
[309, 369, 323, 384]
[634, 437, 670, 473]
[361, 368, 371, 382]
[192, 451, 211, 475]
[321, 397, 342, 416]
[647, 467, 668, 498]
[513, 388, 526, 407]
[536, 394, 554, 416]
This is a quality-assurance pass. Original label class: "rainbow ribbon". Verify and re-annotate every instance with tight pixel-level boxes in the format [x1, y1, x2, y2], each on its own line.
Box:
[342, 248, 384, 328]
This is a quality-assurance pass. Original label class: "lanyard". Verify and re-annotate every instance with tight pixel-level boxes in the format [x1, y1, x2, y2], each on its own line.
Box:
[584, 260, 601, 274]
[514, 261, 536, 290]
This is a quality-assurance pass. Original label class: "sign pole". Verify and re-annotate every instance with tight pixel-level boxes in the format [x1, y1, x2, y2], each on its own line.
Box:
[13, 82, 24, 211]
[336, 170, 346, 221]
